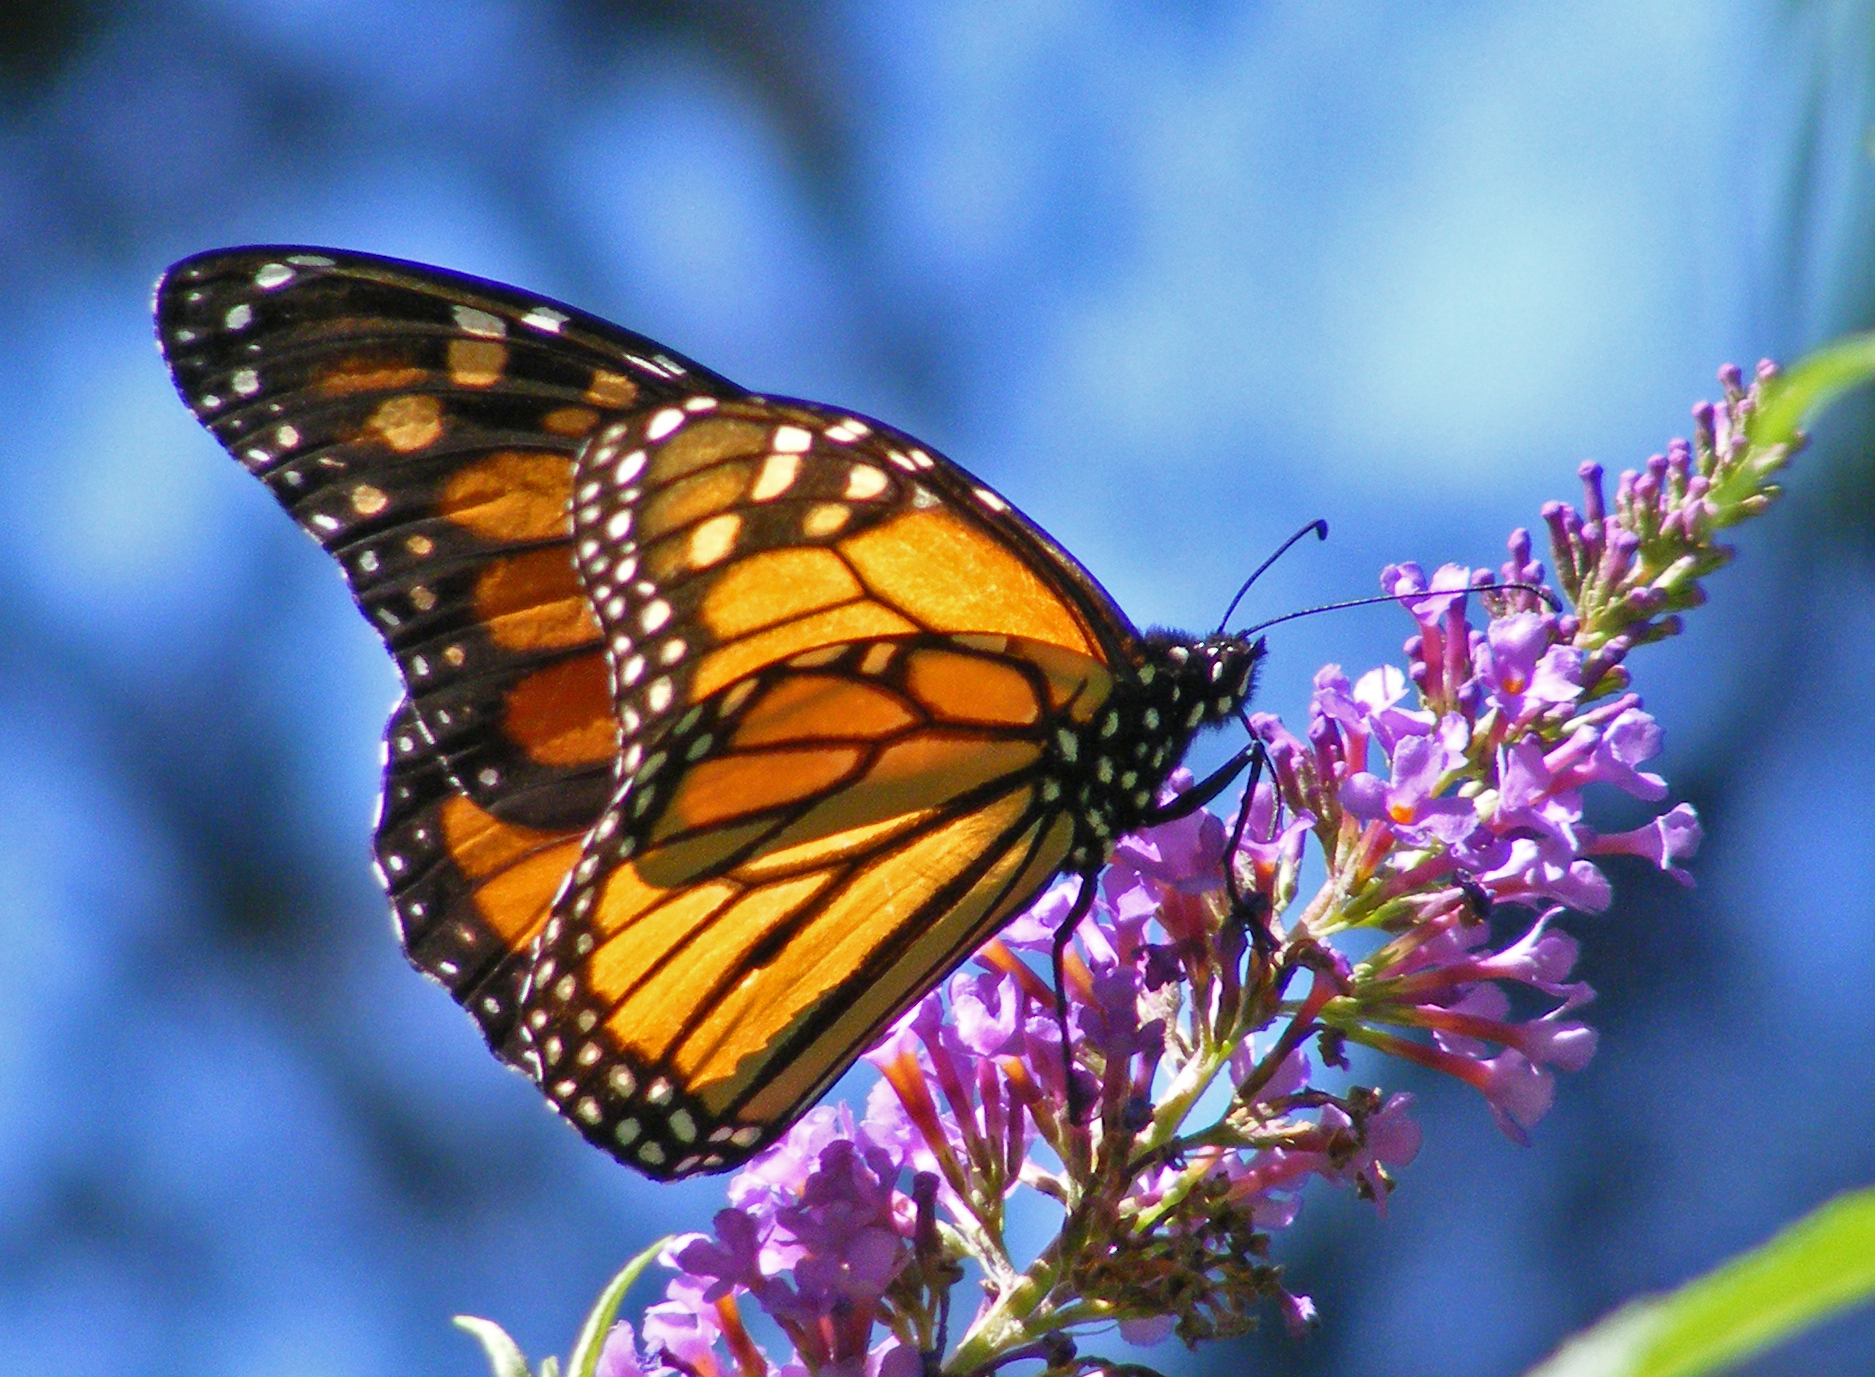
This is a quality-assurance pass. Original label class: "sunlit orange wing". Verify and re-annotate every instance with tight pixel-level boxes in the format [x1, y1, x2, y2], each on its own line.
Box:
[557, 393, 1140, 768]
[514, 632, 1113, 1176]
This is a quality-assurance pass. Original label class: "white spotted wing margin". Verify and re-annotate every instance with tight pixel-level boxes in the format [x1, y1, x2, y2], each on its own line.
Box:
[153, 245, 746, 834]
[373, 698, 539, 1058]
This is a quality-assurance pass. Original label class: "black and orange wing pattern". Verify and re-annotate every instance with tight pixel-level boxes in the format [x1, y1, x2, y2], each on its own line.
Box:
[157, 248, 741, 1056]
[155, 247, 1264, 1179]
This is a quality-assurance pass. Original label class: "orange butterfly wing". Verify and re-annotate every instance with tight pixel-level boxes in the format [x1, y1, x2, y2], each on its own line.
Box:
[516, 631, 1115, 1175]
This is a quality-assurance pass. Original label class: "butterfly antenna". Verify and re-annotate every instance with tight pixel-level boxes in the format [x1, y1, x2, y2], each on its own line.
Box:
[1214, 520, 1330, 635]
[1236, 581, 1561, 638]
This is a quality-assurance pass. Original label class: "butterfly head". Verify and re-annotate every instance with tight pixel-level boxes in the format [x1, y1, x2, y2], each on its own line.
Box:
[1135, 630, 1266, 734]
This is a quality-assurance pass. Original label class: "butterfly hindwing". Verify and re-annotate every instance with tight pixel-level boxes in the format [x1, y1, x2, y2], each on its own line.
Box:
[374, 698, 585, 1055]
[156, 247, 741, 833]
[511, 632, 1112, 1177]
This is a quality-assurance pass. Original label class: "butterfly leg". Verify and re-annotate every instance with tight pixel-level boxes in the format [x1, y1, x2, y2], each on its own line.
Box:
[1051, 868, 1101, 1124]
[1221, 738, 1280, 958]
[1142, 740, 1258, 825]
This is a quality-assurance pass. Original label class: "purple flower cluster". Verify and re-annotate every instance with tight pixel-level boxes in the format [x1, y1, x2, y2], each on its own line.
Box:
[1253, 563, 1700, 1141]
[595, 1118, 926, 1377]
[464, 363, 1804, 1377]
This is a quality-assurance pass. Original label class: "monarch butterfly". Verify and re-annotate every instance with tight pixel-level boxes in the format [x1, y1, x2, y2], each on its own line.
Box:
[156, 248, 1265, 1179]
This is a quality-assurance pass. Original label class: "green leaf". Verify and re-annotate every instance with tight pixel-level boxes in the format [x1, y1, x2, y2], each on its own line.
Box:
[1750, 331, 1875, 448]
[564, 1237, 674, 1377]
[453, 1315, 533, 1377]
[1525, 1186, 1875, 1377]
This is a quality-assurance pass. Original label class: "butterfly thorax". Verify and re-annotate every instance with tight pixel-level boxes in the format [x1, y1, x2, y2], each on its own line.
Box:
[1056, 631, 1265, 869]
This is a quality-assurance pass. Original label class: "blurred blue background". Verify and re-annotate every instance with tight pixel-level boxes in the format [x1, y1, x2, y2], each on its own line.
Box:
[3, 2, 1873, 1373]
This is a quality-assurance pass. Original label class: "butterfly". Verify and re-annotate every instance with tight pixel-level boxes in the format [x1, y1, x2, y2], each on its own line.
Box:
[155, 247, 1265, 1179]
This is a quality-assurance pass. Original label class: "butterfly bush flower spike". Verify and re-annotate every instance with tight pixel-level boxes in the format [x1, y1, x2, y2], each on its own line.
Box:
[456, 362, 1813, 1377]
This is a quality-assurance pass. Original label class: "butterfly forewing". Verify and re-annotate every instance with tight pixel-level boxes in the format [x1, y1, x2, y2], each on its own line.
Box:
[564, 395, 1136, 766]
[156, 248, 741, 833]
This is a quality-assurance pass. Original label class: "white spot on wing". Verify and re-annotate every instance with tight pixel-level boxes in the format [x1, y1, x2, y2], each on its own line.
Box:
[453, 305, 507, 338]
[688, 513, 739, 568]
[751, 452, 799, 501]
[845, 465, 888, 499]
[520, 306, 568, 333]
[254, 263, 293, 290]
